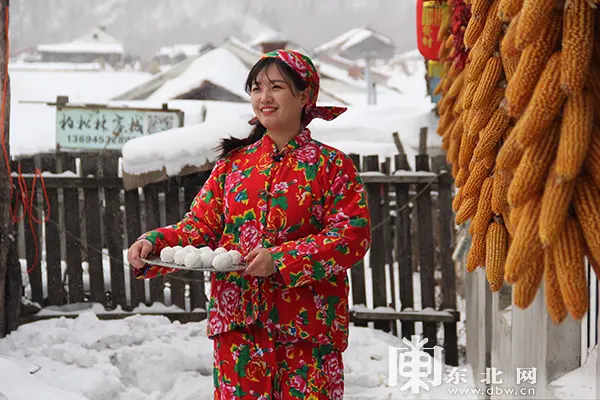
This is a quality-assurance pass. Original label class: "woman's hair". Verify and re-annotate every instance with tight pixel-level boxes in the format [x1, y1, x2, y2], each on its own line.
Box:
[216, 57, 308, 159]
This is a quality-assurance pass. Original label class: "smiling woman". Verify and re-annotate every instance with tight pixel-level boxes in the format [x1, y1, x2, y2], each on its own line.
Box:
[127, 49, 372, 399]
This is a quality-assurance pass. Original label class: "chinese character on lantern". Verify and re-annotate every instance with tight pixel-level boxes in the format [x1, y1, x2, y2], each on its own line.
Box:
[416, 0, 449, 61]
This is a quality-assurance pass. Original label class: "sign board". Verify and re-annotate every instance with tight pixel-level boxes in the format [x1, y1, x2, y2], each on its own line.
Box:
[55, 104, 184, 151]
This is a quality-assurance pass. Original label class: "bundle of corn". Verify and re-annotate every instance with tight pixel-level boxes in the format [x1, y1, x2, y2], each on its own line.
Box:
[436, 0, 600, 324]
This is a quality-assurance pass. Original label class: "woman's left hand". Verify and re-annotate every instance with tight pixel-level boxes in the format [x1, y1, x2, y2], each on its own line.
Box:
[244, 247, 277, 277]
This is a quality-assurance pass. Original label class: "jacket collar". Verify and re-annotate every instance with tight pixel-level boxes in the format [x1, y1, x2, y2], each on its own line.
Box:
[262, 127, 312, 157]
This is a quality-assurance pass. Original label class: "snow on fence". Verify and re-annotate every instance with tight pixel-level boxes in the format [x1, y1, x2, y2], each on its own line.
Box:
[14, 149, 461, 365]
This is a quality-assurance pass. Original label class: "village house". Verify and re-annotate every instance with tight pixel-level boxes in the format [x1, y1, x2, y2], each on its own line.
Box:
[36, 26, 124, 66]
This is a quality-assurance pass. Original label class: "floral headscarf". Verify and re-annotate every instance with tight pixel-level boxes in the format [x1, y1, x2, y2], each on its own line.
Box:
[248, 49, 347, 126]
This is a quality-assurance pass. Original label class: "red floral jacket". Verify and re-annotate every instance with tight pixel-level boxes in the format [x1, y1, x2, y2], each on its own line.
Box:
[136, 128, 371, 352]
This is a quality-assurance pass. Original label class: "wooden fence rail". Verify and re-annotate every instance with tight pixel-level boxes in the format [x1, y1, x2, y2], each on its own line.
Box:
[13, 151, 460, 365]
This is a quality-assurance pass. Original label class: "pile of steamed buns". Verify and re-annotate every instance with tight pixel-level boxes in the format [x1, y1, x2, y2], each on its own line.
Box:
[160, 245, 243, 270]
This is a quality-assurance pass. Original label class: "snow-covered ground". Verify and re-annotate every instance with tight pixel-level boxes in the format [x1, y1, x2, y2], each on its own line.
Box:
[0, 311, 477, 400]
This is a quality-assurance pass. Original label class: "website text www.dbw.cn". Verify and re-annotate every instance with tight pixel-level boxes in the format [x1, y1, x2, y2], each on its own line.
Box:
[447, 385, 536, 397]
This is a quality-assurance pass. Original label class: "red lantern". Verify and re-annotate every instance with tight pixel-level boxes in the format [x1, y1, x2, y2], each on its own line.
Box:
[416, 0, 449, 61]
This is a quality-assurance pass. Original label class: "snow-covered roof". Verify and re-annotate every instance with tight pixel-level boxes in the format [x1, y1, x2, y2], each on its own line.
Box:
[110, 47, 250, 102]
[249, 30, 289, 46]
[121, 101, 441, 188]
[147, 47, 250, 101]
[156, 44, 207, 58]
[221, 36, 262, 68]
[37, 27, 124, 55]
[314, 27, 394, 56]
[37, 42, 124, 55]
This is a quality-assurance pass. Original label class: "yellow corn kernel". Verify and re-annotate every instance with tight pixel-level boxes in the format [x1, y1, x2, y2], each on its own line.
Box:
[470, 177, 495, 235]
[463, 79, 480, 110]
[434, 76, 445, 96]
[503, 210, 515, 238]
[453, 95, 465, 115]
[552, 216, 589, 320]
[448, 70, 465, 99]
[471, 0, 491, 16]
[496, 128, 525, 173]
[514, 0, 556, 50]
[561, 0, 595, 95]
[501, 46, 520, 82]
[539, 168, 576, 247]
[453, 164, 460, 179]
[498, 0, 524, 22]
[443, 73, 454, 94]
[467, 87, 505, 136]
[584, 128, 600, 189]
[459, 128, 478, 168]
[456, 195, 479, 225]
[473, 107, 511, 160]
[468, 1, 503, 83]
[451, 113, 465, 141]
[513, 254, 544, 309]
[485, 220, 509, 292]
[463, 154, 496, 198]
[573, 174, 600, 275]
[464, 15, 487, 49]
[455, 167, 471, 188]
[544, 248, 568, 324]
[505, 10, 562, 118]
[448, 136, 461, 168]
[556, 90, 594, 181]
[507, 121, 560, 207]
[509, 202, 524, 232]
[514, 52, 567, 148]
[452, 190, 464, 212]
[500, 12, 521, 58]
[472, 56, 503, 109]
[492, 170, 510, 215]
[467, 233, 486, 272]
[504, 194, 544, 283]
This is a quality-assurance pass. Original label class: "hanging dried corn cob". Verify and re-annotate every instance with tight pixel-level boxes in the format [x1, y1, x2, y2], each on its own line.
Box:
[433, 0, 599, 321]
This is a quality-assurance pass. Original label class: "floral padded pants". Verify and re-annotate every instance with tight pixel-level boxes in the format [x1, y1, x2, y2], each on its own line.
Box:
[213, 324, 344, 399]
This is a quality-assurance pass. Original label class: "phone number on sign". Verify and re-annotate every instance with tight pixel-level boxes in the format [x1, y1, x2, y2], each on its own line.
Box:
[65, 134, 135, 145]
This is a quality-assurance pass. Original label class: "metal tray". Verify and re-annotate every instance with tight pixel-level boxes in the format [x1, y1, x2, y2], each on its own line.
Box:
[141, 257, 247, 272]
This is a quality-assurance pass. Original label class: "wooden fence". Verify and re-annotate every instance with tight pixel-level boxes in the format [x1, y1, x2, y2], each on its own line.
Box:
[14, 149, 461, 365]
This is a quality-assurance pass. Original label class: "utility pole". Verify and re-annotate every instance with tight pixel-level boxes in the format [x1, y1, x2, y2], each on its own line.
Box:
[0, 0, 19, 338]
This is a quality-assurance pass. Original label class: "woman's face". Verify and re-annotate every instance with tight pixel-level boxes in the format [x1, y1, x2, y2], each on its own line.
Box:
[250, 64, 308, 132]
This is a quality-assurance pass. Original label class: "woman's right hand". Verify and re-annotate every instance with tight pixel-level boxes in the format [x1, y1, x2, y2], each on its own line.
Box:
[127, 239, 154, 270]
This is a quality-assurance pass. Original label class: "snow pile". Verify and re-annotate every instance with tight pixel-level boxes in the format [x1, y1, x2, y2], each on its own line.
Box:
[0, 311, 480, 400]
[551, 346, 597, 399]
[0, 357, 87, 400]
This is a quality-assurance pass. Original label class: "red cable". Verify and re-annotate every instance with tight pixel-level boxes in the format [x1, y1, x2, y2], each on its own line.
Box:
[0, 5, 51, 273]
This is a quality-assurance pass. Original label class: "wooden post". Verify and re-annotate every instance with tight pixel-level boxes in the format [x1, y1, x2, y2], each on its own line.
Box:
[364, 155, 390, 332]
[415, 145, 438, 353]
[0, 0, 17, 337]
[432, 155, 459, 366]
[419, 127, 428, 156]
[348, 154, 367, 326]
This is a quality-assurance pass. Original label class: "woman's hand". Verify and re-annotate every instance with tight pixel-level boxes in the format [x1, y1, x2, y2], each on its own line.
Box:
[244, 247, 277, 277]
[127, 239, 153, 270]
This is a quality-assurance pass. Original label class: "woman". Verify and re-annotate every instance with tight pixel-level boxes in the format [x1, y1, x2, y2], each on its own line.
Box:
[127, 49, 371, 399]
